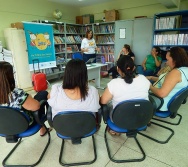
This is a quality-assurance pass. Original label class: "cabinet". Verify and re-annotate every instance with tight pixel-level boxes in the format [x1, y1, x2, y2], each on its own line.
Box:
[153, 10, 188, 56]
[4, 28, 32, 90]
[93, 22, 115, 73]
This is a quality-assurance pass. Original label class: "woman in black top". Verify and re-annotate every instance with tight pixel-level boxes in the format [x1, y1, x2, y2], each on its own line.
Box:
[108, 44, 135, 78]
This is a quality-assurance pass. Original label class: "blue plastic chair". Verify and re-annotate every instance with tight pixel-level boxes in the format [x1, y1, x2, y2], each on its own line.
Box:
[47, 109, 97, 166]
[102, 99, 153, 163]
[139, 87, 188, 144]
[152, 86, 188, 125]
[72, 53, 83, 60]
[0, 106, 51, 167]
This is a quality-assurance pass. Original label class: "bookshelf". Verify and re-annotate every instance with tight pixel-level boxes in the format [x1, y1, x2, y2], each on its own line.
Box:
[153, 10, 188, 57]
[65, 23, 83, 59]
[38, 21, 116, 79]
[93, 22, 115, 73]
[41, 20, 65, 79]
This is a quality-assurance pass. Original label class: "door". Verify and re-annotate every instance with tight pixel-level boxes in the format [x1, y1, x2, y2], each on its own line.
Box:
[132, 18, 153, 65]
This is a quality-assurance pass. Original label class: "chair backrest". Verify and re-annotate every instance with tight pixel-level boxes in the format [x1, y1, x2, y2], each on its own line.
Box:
[0, 107, 29, 135]
[72, 53, 83, 60]
[168, 87, 188, 118]
[112, 100, 153, 130]
[53, 111, 96, 138]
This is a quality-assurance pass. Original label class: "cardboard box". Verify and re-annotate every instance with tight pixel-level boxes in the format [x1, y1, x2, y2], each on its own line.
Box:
[105, 10, 119, 22]
[11, 22, 23, 29]
[82, 14, 94, 24]
[76, 16, 83, 24]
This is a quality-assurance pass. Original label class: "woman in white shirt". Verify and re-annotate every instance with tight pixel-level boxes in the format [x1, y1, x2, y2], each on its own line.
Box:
[100, 56, 150, 135]
[48, 59, 101, 127]
[81, 30, 98, 63]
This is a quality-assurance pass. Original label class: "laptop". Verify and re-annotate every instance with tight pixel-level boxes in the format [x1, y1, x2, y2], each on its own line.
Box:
[86, 58, 95, 64]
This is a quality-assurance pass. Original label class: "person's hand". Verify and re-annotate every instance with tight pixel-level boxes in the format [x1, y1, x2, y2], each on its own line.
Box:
[84, 48, 89, 52]
[143, 67, 146, 71]
[150, 83, 153, 89]
[146, 76, 152, 80]
[96, 47, 100, 52]
[152, 52, 157, 58]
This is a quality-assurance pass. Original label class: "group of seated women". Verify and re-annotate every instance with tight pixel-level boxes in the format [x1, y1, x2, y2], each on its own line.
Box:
[0, 46, 188, 136]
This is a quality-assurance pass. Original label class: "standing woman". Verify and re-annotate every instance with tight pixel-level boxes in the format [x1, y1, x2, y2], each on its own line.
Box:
[81, 30, 98, 62]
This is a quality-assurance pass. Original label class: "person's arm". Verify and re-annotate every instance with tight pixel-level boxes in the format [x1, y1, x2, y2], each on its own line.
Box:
[22, 95, 40, 111]
[146, 76, 159, 82]
[47, 92, 50, 99]
[81, 38, 89, 53]
[117, 49, 123, 60]
[142, 57, 147, 71]
[131, 56, 135, 61]
[153, 55, 162, 67]
[100, 87, 113, 104]
[129, 52, 135, 61]
[150, 69, 181, 98]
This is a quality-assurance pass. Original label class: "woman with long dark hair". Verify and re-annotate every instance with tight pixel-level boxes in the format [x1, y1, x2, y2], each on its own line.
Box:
[48, 59, 101, 126]
[0, 61, 51, 136]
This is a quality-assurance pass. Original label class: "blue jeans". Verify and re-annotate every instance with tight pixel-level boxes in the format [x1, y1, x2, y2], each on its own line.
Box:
[143, 69, 155, 76]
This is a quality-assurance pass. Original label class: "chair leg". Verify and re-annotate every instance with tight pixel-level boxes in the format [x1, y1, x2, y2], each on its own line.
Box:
[2, 125, 51, 167]
[104, 126, 146, 163]
[59, 135, 97, 166]
[138, 121, 174, 144]
[152, 114, 182, 125]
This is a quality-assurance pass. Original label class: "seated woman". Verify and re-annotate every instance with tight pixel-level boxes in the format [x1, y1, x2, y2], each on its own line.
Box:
[108, 44, 135, 79]
[150, 47, 188, 111]
[100, 56, 150, 135]
[141, 46, 162, 76]
[0, 61, 51, 136]
[47, 59, 101, 127]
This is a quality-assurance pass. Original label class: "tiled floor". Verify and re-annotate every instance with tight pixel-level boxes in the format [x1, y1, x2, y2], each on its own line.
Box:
[0, 78, 188, 167]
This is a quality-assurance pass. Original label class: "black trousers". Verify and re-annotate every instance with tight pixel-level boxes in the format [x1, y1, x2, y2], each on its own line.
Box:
[83, 53, 96, 63]
[108, 66, 119, 78]
[34, 90, 49, 117]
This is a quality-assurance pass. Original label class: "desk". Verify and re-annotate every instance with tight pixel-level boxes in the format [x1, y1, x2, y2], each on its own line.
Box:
[87, 63, 107, 89]
[62, 63, 107, 89]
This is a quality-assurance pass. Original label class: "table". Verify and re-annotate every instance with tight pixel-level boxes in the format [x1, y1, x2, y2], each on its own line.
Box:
[87, 63, 107, 89]
[62, 63, 107, 89]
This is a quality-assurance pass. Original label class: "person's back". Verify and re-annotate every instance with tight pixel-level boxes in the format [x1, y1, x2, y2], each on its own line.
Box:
[100, 56, 150, 135]
[108, 75, 149, 109]
[48, 84, 99, 118]
[48, 59, 100, 118]
[101, 56, 150, 109]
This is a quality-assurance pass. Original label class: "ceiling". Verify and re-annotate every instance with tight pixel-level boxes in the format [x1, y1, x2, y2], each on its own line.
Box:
[48, 0, 116, 7]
